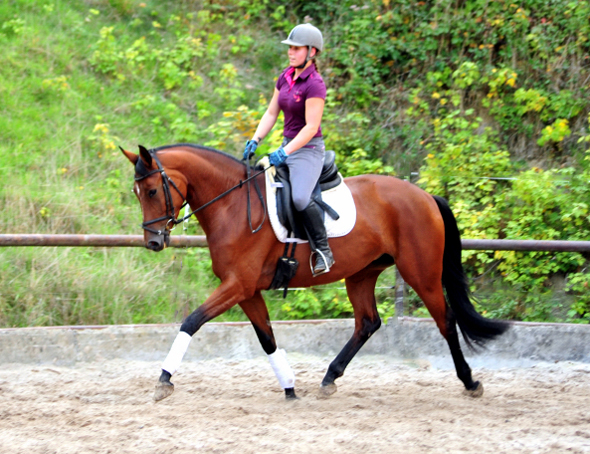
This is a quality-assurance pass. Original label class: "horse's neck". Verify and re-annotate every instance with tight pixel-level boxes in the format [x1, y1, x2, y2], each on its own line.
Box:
[165, 148, 245, 228]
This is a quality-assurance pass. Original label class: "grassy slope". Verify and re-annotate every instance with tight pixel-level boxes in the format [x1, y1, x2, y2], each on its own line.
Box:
[0, 1, 246, 327]
[0, 0, 376, 327]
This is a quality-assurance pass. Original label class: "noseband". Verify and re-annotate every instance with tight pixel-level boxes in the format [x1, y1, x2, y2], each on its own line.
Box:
[134, 151, 187, 238]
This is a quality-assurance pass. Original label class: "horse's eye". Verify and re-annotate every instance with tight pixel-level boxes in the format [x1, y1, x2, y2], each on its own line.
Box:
[149, 189, 157, 198]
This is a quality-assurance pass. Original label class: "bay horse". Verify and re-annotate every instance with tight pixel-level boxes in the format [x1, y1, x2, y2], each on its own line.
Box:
[120, 143, 508, 402]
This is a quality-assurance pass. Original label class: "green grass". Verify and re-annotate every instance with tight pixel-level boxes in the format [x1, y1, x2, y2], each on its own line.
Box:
[0, 0, 247, 327]
[0, 0, 362, 328]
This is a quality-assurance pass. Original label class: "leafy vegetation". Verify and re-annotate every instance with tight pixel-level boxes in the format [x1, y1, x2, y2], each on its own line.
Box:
[0, 0, 589, 327]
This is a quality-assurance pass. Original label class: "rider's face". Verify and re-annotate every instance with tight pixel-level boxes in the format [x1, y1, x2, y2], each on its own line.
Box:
[288, 45, 314, 68]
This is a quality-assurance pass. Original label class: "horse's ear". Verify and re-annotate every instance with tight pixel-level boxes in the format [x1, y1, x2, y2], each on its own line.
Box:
[138, 145, 153, 167]
[120, 146, 139, 165]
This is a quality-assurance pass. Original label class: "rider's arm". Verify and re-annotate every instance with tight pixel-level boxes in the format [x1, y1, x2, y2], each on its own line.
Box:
[251, 88, 280, 143]
[282, 97, 325, 155]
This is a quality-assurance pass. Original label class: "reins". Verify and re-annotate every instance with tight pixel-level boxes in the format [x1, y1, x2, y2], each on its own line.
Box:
[245, 155, 267, 234]
[176, 164, 269, 225]
[136, 149, 270, 237]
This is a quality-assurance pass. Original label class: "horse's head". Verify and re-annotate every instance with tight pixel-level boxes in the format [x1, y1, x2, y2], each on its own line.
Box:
[121, 145, 188, 252]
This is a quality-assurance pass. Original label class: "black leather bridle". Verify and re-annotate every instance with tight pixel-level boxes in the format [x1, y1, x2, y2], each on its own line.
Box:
[134, 149, 269, 238]
[134, 151, 186, 238]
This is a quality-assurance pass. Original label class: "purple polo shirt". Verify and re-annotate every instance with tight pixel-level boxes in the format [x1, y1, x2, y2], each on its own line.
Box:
[276, 64, 326, 139]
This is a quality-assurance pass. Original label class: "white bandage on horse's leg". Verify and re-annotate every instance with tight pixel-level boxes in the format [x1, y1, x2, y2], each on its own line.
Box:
[268, 348, 295, 389]
[161, 331, 192, 375]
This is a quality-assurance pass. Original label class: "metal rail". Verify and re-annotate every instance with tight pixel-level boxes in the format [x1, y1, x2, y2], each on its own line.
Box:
[1, 234, 589, 319]
[461, 239, 590, 252]
[1, 234, 590, 252]
[0, 234, 207, 248]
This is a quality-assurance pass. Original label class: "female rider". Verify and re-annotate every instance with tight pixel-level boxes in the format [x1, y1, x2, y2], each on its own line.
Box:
[243, 23, 334, 275]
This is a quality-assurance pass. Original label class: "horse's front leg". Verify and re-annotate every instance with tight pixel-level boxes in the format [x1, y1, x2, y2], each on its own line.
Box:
[154, 278, 247, 402]
[239, 292, 297, 400]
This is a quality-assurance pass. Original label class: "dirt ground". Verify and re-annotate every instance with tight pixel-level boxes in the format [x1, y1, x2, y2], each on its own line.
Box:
[1, 354, 590, 454]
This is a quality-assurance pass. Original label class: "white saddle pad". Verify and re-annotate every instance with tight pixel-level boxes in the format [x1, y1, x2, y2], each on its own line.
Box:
[261, 158, 357, 244]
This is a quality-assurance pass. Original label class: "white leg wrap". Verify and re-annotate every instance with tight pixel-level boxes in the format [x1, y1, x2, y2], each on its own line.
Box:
[268, 348, 295, 389]
[161, 331, 192, 375]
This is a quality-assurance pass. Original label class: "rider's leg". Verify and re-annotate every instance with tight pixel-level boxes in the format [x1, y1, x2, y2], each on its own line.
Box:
[299, 199, 335, 275]
[284, 137, 333, 275]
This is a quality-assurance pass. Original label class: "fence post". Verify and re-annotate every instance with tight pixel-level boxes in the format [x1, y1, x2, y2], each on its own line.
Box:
[394, 266, 405, 319]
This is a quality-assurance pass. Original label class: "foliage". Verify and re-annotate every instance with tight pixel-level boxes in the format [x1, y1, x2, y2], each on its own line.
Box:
[419, 111, 590, 322]
[1, 0, 590, 327]
[280, 286, 353, 320]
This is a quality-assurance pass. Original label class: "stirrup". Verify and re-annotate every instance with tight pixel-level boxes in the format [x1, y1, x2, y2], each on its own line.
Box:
[309, 250, 333, 277]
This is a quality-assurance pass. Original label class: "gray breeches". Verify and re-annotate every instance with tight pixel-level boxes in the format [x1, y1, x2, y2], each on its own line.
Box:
[283, 137, 326, 211]
[282, 136, 326, 212]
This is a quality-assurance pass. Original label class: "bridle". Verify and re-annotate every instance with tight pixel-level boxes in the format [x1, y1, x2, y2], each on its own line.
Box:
[134, 152, 186, 238]
[135, 149, 269, 238]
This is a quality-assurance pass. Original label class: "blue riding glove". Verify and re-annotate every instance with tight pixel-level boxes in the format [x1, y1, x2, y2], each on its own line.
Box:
[268, 147, 288, 167]
[243, 139, 258, 161]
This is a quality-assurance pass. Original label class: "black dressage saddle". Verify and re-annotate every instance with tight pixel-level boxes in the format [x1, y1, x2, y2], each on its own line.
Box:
[273, 150, 341, 241]
[264, 150, 342, 296]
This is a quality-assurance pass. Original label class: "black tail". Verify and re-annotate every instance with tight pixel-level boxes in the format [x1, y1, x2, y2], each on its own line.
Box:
[433, 195, 509, 349]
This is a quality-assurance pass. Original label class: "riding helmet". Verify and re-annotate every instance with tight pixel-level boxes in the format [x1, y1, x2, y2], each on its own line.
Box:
[281, 24, 323, 52]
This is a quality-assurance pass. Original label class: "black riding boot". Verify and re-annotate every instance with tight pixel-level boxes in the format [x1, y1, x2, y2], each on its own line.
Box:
[300, 200, 335, 276]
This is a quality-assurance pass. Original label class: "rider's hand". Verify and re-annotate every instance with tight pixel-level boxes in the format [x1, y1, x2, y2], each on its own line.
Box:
[243, 139, 258, 161]
[269, 147, 288, 167]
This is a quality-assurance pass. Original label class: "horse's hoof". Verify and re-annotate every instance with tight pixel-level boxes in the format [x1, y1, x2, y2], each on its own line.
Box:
[285, 388, 299, 400]
[319, 383, 337, 398]
[154, 381, 174, 402]
[463, 381, 484, 398]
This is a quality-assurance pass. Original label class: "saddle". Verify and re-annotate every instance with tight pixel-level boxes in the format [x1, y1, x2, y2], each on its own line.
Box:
[274, 150, 341, 241]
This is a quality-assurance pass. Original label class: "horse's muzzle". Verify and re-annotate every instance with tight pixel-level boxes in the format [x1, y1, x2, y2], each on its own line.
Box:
[146, 233, 170, 252]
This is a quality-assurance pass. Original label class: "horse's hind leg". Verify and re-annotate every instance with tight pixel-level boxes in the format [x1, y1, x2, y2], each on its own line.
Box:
[320, 268, 382, 396]
[445, 309, 483, 396]
[239, 292, 297, 400]
[397, 258, 480, 395]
